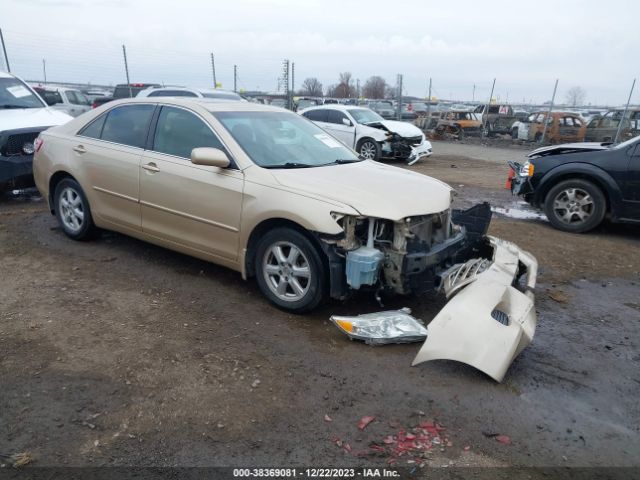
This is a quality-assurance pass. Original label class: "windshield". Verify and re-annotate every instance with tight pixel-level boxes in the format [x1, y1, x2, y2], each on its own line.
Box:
[0, 78, 46, 108]
[201, 91, 243, 101]
[347, 108, 384, 124]
[214, 111, 360, 168]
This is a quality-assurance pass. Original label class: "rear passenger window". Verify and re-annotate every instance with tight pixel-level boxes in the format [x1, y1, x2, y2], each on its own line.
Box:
[78, 114, 107, 139]
[152, 106, 225, 159]
[101, 104, 155, 148]
[303, 109, 328, 122]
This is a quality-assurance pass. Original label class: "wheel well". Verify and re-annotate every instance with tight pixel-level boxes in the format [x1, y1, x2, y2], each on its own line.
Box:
[48, 171, 76, 214]
[244, 218, 327, 278]
[539, 173, 610, 213]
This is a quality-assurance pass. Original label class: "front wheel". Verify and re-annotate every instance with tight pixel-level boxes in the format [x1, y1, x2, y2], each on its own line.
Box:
[255, 228, 327, 312]
[357, 138, 381, 161]
[54, 178, 96, 240]
[543, 179, 606, 233]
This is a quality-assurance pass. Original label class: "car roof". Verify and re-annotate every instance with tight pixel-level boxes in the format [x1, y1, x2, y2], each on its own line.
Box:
[300, 104, 365, 113]
[107, 97, 284, 112]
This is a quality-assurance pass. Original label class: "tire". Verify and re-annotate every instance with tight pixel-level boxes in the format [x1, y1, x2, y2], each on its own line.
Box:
[455, 125, 464, 139]
[54, 178, 96, 240]
[254, 227, 327, 312]
[511, 127, 518, 140]
[483, 123, 492, 137]
[543, 179, 606, 233]
[357, 138, 381, 161]
[534, 132, 543, 143]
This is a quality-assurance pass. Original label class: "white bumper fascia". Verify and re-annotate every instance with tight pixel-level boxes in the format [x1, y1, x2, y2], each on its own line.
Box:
[412, 236, 537, 382]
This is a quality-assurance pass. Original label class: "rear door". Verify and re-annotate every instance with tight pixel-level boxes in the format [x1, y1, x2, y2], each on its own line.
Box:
[139, 105, 243, 261]
[75, 103, 155, 230]
[66, 90, 91, 116]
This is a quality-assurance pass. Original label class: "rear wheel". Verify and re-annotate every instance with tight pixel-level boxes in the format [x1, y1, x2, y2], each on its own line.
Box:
[543, 179, 606, 233]
[255, 228, 327, 312]
[357, 138, 381, 161]
[54, 178, 96, 240]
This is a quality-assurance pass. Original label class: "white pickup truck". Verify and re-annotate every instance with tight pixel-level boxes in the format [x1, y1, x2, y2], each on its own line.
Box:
[1, 72, 72, 192]
[32, 85, 91, 117]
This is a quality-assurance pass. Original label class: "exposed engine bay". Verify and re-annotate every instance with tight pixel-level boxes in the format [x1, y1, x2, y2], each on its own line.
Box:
[321, 203, 494, 299]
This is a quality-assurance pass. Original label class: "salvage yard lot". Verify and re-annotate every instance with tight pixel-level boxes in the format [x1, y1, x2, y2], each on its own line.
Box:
[1, 141, 639, 469]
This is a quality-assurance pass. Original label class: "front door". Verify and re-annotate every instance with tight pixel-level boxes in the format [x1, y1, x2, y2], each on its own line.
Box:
[620, 142, 640, 220]
[324, 109, 356, 148]
[139, 105, 243, 261]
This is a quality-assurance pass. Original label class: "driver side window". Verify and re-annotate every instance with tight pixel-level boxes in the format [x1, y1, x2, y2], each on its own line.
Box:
[152, 106, 226, 159]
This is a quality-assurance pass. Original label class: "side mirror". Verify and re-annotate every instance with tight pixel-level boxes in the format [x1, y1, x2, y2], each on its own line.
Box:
[342, 118, 353, 127]
[191, 147, 230, 168]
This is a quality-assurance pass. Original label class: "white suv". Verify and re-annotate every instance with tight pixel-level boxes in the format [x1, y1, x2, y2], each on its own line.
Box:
[299, 104, 432, 165]
[136, 86, 244, 101]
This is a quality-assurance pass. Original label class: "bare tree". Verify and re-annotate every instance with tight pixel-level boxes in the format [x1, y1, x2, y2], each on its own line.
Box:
[333, 72, 356, 98]
[299, 77, 323, 97]
[565, 86, 586, 107]
[362, 76, 388, 99]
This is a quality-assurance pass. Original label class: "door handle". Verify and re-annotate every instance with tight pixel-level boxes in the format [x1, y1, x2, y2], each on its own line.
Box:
[142, 162, 160, 173]
[73, 145, 86, 154]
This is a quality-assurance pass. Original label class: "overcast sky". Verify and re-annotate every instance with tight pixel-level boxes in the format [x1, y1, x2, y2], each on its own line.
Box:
[2, 0, 638, 105]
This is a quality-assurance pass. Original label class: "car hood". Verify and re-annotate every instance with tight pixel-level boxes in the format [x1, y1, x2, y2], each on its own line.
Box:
[366, 120, 423, 138]
[270, 160, 452, 220]
[528, 142, 610, 157]
[0, 107, 73, 132]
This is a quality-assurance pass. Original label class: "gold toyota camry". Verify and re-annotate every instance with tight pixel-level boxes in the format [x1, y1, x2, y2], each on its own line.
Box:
[33, 97, 539, 380]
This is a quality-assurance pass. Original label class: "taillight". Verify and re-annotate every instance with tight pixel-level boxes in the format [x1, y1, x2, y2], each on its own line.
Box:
[91, 101, 98, 109]
[34, 137, 44, 153]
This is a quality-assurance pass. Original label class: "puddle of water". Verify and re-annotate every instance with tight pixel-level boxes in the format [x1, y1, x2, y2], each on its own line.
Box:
[491, 205, 547, 221]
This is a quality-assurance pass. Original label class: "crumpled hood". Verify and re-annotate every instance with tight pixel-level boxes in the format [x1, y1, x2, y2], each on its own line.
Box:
[271, 160, 452, 220]
[528, 142, 610, 157]
[0, 107, 72, 132]
[377, 120, 424, 138]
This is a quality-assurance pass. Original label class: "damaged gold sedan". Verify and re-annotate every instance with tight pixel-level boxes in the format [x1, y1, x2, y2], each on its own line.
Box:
[33, 98, 537, 381]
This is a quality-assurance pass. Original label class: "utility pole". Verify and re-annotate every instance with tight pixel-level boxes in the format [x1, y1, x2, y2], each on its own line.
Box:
[210, 53, 217, 88]
[122, 44, 131, 97]
[426, 77, 432, 125]
[472, 84, 476, 102]
[481, 78, 496, 139]
[282, 59, 290, 109]
[0, 28, 10, 72]
[615, 78, 636, 143]
[396, 74, 403, 120]
[42, 59, 47, 84]
[541, 79, 559, 143]
[290, 62, 295, 108]
[356, 78, 360, 98]
[233, 64, 237, 92]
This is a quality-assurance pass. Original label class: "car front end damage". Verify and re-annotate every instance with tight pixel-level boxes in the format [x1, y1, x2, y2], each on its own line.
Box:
[319, 202, 538, 381]
[366, 122, 433, 164]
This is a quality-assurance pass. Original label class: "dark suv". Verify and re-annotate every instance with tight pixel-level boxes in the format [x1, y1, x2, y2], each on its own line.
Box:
[91, 83, 161, 108]
[508, 138, 640, 233]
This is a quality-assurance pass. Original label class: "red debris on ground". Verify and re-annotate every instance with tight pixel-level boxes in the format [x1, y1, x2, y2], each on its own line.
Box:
[357, 416, 376, 430]
[495, 435, 511, 445]
[330, 417, 455, 466]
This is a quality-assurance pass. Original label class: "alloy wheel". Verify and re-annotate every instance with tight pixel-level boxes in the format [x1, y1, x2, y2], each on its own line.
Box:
[360, 141, 377, 159]
[552, 187, 594, 225]
[262, 241, 311, 302]
[59, 187, 84, 233]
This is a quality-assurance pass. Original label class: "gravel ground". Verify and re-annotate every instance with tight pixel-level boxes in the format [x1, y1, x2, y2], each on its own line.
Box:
[1, 143, 639, 475]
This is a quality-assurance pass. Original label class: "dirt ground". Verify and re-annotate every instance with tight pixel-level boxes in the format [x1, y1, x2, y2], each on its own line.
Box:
[1, 141, 639, 473]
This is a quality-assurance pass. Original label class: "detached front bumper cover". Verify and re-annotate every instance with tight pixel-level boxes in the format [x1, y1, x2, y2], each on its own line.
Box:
[412, 236, 538, 382]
